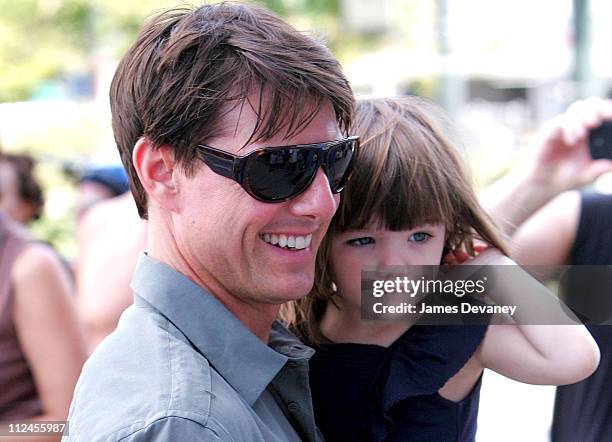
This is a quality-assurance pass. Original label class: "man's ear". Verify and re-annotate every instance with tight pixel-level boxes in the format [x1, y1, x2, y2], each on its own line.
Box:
[132, 137, 180, 213]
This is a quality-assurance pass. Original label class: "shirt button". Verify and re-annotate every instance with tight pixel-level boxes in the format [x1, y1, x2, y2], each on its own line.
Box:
[288, 402, 299, 412]
[287, 361, 298, 368]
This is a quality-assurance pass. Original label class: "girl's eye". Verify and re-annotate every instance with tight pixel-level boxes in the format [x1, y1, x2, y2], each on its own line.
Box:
[409, 232, 431, 242]
[347, 237, 374, 246]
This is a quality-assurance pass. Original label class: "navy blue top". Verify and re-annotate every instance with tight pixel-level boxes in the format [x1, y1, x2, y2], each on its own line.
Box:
[309, 324, 490, 441]
[552, 192, 612, 442]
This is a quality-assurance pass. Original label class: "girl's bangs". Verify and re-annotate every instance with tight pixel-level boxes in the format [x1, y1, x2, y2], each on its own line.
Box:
[332, 117, 460, 235]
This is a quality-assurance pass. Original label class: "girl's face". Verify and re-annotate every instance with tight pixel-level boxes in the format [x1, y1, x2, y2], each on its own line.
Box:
[329, 222, 446, 310]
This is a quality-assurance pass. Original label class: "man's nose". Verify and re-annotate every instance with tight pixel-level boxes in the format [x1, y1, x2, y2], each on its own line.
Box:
[288, 168, 338, 221]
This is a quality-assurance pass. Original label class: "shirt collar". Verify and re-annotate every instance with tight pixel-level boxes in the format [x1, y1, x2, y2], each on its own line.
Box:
[130, 253, 312, 406]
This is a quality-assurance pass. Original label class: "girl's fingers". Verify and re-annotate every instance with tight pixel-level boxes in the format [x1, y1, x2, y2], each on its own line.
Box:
[443, 253, 457, 265]
[474, 244, 488, 254]
[445, 244, 489, 266]
[454, 250, 470, 263]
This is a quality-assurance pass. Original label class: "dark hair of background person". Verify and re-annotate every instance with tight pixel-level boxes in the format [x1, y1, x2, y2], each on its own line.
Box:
[1, 153, 44, 222]
[110, 2, 355, 219]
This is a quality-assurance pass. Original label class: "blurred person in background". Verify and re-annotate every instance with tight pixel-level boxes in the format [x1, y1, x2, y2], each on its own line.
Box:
[0, 149, 87, 424]
[76, 192, 146, 353]
[69, 162, 144, 353]
[484, 97, 612, 442]
[74, 164, 129, 221]
[0, 153, 44, 225]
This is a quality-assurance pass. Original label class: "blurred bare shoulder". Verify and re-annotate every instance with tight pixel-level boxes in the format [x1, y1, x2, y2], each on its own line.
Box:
[76, 193, 147, 352]
[12, 240, 69, 284]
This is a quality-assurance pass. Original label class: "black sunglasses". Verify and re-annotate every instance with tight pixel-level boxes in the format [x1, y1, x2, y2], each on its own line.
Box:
[195, 136, 359, 202]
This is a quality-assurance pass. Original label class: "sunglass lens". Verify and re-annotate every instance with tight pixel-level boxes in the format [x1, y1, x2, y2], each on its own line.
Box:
[244, 148, 318, 201]
[328, 140, 355, 192]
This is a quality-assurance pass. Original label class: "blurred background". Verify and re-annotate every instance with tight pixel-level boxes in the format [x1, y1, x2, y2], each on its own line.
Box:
[3, 0, 612, 256]
[1, 1, 610, 439]
[2, 0, 611, 255]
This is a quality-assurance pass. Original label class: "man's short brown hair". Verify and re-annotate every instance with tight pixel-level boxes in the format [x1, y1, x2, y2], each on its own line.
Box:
[110, 2, 354, 218]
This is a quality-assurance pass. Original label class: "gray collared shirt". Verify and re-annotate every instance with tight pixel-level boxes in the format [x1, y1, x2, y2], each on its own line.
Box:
[64, 254, 322, 441]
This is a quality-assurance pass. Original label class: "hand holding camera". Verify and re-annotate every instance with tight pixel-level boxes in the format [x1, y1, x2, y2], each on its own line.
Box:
[529, 97, 612, 194]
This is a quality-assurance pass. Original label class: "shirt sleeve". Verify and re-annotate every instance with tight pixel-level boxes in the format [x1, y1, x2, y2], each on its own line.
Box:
[118, 416, 230, 442]
[570, 192, 612, 264]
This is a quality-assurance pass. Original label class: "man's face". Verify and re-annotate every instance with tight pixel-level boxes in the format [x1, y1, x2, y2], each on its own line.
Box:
[172, 98, 342, 307]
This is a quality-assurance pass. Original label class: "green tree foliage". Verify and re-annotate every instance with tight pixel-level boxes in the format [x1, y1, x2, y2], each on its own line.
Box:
[0, 0, 346, 103]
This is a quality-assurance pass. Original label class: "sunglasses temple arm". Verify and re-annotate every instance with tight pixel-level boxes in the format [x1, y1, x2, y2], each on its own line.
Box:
[199, 151, 236, 179]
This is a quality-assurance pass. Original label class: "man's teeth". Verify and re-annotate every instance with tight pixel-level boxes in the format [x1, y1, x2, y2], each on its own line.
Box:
[262, 233, 312, 250]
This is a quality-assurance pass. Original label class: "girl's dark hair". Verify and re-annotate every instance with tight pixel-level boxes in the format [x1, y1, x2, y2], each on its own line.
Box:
[281, 96, 508, 345]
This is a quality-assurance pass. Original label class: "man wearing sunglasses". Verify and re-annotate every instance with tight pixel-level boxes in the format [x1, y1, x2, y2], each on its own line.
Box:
[64, 3, 356, 442]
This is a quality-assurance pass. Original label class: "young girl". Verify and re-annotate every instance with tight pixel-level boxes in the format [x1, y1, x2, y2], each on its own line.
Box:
[283, 97, 600, 441]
